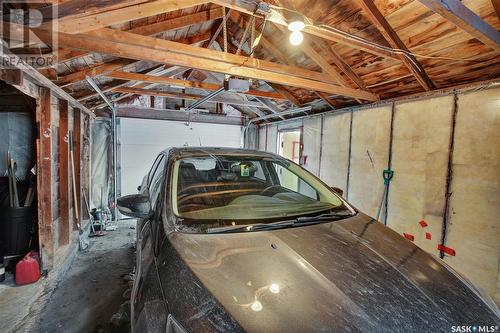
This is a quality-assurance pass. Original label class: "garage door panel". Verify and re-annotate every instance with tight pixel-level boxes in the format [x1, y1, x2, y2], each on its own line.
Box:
[120, 119, 241, 196]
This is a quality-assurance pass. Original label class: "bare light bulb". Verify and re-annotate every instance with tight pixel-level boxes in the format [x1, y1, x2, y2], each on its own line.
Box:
[287, 20, 305, 32]
[289, 31, 303, 46]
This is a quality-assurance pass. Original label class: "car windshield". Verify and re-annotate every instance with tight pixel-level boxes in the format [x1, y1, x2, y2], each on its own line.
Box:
[171, 154, 353, 232]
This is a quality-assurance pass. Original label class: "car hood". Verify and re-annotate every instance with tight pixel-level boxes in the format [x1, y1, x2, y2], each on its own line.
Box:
[170, 214, 500, 332]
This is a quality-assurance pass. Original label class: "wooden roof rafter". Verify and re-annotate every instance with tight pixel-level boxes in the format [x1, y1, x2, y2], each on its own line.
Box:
[417, 0, 500, 53]
[355, 0, 435, 91]
[55, 31, 211, 87]
[55, 7, 224, 64]
[212, 0, 400, 60]
[31, 23, 379, 100]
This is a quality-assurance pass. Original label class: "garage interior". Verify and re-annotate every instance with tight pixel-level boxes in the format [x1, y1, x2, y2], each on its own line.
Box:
[0, 0, 499, 332]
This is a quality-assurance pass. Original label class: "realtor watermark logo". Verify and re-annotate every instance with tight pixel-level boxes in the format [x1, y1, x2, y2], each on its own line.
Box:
[0, 0, 57, 68]
[451, 325, 499, 333]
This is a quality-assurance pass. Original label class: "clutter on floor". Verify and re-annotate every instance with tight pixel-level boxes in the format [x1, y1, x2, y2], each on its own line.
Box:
[0, 152, 38, 287]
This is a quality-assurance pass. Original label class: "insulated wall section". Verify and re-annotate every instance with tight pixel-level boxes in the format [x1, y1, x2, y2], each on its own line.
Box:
[388, 96, 453, 255]
[348, 106, 392, 217]
[445, 89, 500, 304]
[319, 112, 351, 195]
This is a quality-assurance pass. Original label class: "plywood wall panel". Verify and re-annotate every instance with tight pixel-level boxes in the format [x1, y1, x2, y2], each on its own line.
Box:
[348, 106, 392, 217]
[319, 112, 352, 194]
[388, 95, 453, 254]
[445, 88, 500, 304]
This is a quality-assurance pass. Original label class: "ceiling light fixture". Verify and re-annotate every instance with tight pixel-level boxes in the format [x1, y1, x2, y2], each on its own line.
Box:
[287, 19, 305, 32]
[289, 31, 303, 45]
[288, 16, 305, 45]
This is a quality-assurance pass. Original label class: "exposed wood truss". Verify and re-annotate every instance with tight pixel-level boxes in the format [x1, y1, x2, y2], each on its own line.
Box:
[56, 32, 211, 87]
[1, 0, 497, 120]
[56, 8, 222, 63]
[28, 25, 379, 101]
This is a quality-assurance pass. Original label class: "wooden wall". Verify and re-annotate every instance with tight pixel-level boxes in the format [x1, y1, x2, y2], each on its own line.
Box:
[35, 86, 92, 270]
[255, 85, 500, 305]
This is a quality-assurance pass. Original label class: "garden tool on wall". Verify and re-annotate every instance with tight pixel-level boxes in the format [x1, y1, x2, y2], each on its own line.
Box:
[375, 168, 394, 225]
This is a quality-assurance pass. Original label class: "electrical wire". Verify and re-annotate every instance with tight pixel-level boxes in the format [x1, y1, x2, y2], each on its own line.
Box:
[267, 3, 483, 64]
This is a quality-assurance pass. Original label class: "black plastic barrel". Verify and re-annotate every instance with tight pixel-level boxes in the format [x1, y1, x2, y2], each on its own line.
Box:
[0, 207, 36, 256]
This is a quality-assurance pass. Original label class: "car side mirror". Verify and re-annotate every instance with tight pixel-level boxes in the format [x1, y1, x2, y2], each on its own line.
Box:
[331, 187, 344, 197]
[117, 193, 152, 219]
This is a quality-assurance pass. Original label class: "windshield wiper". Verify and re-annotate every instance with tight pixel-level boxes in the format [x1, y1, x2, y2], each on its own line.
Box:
[295, 211, 355, 223]
[208, 211, 355, 234]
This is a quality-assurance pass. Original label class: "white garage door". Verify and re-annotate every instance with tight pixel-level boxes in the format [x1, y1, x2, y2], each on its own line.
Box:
[119, 118, 242, 195]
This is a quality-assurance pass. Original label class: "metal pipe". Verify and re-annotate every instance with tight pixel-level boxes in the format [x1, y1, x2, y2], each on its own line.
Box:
[86, 76, 114, 110]
[185, 87, 226, 112]
[86, 76, 118, 222]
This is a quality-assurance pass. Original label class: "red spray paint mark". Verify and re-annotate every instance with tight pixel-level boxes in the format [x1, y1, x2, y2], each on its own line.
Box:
[419, 220, 428, 228]
[438, 244, 456, 256]
[403, 233, 415, 241]
[425, 232, 432, 240]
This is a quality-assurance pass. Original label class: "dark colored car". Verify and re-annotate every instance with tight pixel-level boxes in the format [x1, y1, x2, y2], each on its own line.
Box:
[118, 147, 500, 333]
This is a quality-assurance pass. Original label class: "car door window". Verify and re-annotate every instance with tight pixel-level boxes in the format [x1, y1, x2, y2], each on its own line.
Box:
[149, 156, 166, 209]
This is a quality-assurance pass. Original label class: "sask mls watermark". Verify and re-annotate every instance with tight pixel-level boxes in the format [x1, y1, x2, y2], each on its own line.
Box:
[0, 0, 57, 68]
[451, 325, 499, 333]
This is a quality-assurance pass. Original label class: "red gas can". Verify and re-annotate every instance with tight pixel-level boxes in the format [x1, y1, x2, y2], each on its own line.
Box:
[15, 251, 40, 285]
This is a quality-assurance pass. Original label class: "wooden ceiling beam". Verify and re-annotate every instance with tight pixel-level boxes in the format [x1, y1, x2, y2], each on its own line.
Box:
[56, 0, 208, 34]
[212, 0, 400, 60]
[105, 70, 286, 100]
[86, 27, 338, 85]
[417, 0, 500, 53]
[56, 8, 223, 63]
[56, 32, 211, 87]
[46, 27, 379, 100]
[19, 20, 379, 100]
[355, 0, 435, 91]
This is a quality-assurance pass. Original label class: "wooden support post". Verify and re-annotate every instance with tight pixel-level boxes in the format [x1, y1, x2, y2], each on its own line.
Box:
[73, 108, 82, 230]
[58, 99, 70, 246]
[37, 87, 54, 269]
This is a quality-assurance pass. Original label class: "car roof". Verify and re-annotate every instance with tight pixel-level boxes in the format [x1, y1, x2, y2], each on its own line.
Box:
[160, 147, 284, 160]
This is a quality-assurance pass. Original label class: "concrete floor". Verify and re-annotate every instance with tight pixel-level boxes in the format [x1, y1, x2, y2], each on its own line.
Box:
[1, 220, 136, 333]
